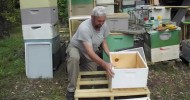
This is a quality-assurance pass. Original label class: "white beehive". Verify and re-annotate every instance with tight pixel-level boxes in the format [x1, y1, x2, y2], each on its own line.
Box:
[110, 51, 148, 89]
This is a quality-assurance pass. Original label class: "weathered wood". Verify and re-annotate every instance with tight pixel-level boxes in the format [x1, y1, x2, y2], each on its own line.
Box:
[75, 71, 150, 100]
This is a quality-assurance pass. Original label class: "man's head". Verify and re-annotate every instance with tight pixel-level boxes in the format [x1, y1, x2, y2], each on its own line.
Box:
[91, 6, 106, 30]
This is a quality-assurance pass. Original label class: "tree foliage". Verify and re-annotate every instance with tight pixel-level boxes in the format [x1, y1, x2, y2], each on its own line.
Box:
[0, 0, 20, 37]
[58, 0, 68, 26]
[0, 0, 68, 37]
[0, 0, 20, 24]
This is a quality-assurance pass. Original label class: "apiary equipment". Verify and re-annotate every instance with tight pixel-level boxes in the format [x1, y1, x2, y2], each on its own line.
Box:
[110, 51, 148, 89]
[181, 39, 190, 64]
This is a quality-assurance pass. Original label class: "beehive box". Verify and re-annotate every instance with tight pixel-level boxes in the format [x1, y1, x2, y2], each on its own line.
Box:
[68, 16, 91, 39]
[144, 43, 180, 63]
[96, 0, 114, 5]
[68, 0, 95, 16]
[20, 7, 58, 25]
[70, 4, 94, 16]
[22, 23, 58, 39]
[144, 27, 181, 48]
[103, 33, 134, 62]
[100, 4, 115, 14]
[71, 0, 94, 5]
[20, 0, 57, 9]
[110, 51, 148, 89]
[123, 0, 135, 6]
[106, 13, 129, 32]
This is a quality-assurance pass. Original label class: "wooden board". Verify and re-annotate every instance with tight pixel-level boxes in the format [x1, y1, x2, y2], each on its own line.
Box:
[68, 0, 96, 17]
[110, 52, 146, 69]
[75, 71, 150, 100]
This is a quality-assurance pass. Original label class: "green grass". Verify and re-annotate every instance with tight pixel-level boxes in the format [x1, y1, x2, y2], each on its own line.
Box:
[0, 26, 68, 100]
[0, 27, 25, 78]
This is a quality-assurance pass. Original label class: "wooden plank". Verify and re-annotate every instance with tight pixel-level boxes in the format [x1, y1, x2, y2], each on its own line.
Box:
[164, 6, 190, 8]
[68, 0, 72, 17]
[59, 28, 69, 33]
[80, 77, 107, 81]
[79, 71, 106, 75]
[149, 0, 154, 5]
[75, 71, 151, 99]
[75, 87, 150, 98]
[76, 78, 80, 89]
[78, 80, 109, 85]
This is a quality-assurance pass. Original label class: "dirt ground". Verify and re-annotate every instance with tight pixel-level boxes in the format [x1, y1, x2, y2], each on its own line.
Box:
[1, 59, 190, 100]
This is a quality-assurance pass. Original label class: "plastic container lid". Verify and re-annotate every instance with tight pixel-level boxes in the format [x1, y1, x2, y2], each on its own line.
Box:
[150, 17, 154, 20]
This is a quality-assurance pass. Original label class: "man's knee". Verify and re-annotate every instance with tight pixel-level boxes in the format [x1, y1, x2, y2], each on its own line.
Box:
[67, 55, 80, 62]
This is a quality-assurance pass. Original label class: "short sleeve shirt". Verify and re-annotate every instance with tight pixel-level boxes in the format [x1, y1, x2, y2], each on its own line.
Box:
[70, 18, 110, 58]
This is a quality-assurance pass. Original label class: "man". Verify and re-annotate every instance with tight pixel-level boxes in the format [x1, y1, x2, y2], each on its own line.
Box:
[66, 6, 114, 100]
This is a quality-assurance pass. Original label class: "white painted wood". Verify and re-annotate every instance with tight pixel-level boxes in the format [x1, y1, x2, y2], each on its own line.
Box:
[69, 15, 91, 20]
[96, 0, 114, 5]
[144, 44, 180, 62]
[110, 51, 148, 89]
[25, 42, 53, 78]
[151, 45, 179, 62]
[21, 7, 58, 25]
[123, 0, 135, 5]
[20, 0, 57, 9]
[22, 23, 58, 39]
[71, 4, 94, 16]
[106, 18, 129, 32]
[101, 4, 115, 14]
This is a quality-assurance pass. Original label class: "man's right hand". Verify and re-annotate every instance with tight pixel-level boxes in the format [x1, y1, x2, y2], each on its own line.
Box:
[105, 63, 115, 78]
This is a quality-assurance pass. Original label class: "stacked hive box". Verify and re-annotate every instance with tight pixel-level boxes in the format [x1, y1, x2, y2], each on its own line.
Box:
[103, 13, 133, 62]
[68, 0, 94, 39]
[96, 0, 115, 14]
[69, 16, 91, 39]
[20, 0, 61, 78]
[181, 39, 190, 64]
[106, 13, 129, 32]
[123, 0, 136, 7]
[103, 33, 134, 62]
[68, 0, 95, 17]
[144, 27, 181, 62]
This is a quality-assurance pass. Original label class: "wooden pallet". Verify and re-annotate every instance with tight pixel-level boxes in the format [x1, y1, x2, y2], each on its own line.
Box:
[75, 71, 150, 100]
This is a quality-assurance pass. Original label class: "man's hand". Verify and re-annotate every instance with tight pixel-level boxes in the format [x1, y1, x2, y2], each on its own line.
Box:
[105, 63, 115, 78]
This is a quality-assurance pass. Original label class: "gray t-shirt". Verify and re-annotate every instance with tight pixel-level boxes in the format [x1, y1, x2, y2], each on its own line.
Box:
[70, 18, 109, 58]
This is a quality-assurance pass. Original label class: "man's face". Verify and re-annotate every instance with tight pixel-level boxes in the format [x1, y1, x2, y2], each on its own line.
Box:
[92, 16, 106, 30]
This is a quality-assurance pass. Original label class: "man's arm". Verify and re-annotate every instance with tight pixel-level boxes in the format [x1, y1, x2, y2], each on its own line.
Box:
[101, 38, 110, 56]
[82, 41, 114, 77]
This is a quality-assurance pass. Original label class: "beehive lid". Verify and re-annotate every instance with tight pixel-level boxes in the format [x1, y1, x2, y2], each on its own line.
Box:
[107, 13, 129, 19]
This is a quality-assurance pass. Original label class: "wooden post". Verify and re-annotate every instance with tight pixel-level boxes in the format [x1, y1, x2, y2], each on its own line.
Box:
[69, 18, 72, 40]
[149, 0, 154, 5]
[68, 0, 72, 17]
[94, 0, 96, 7]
